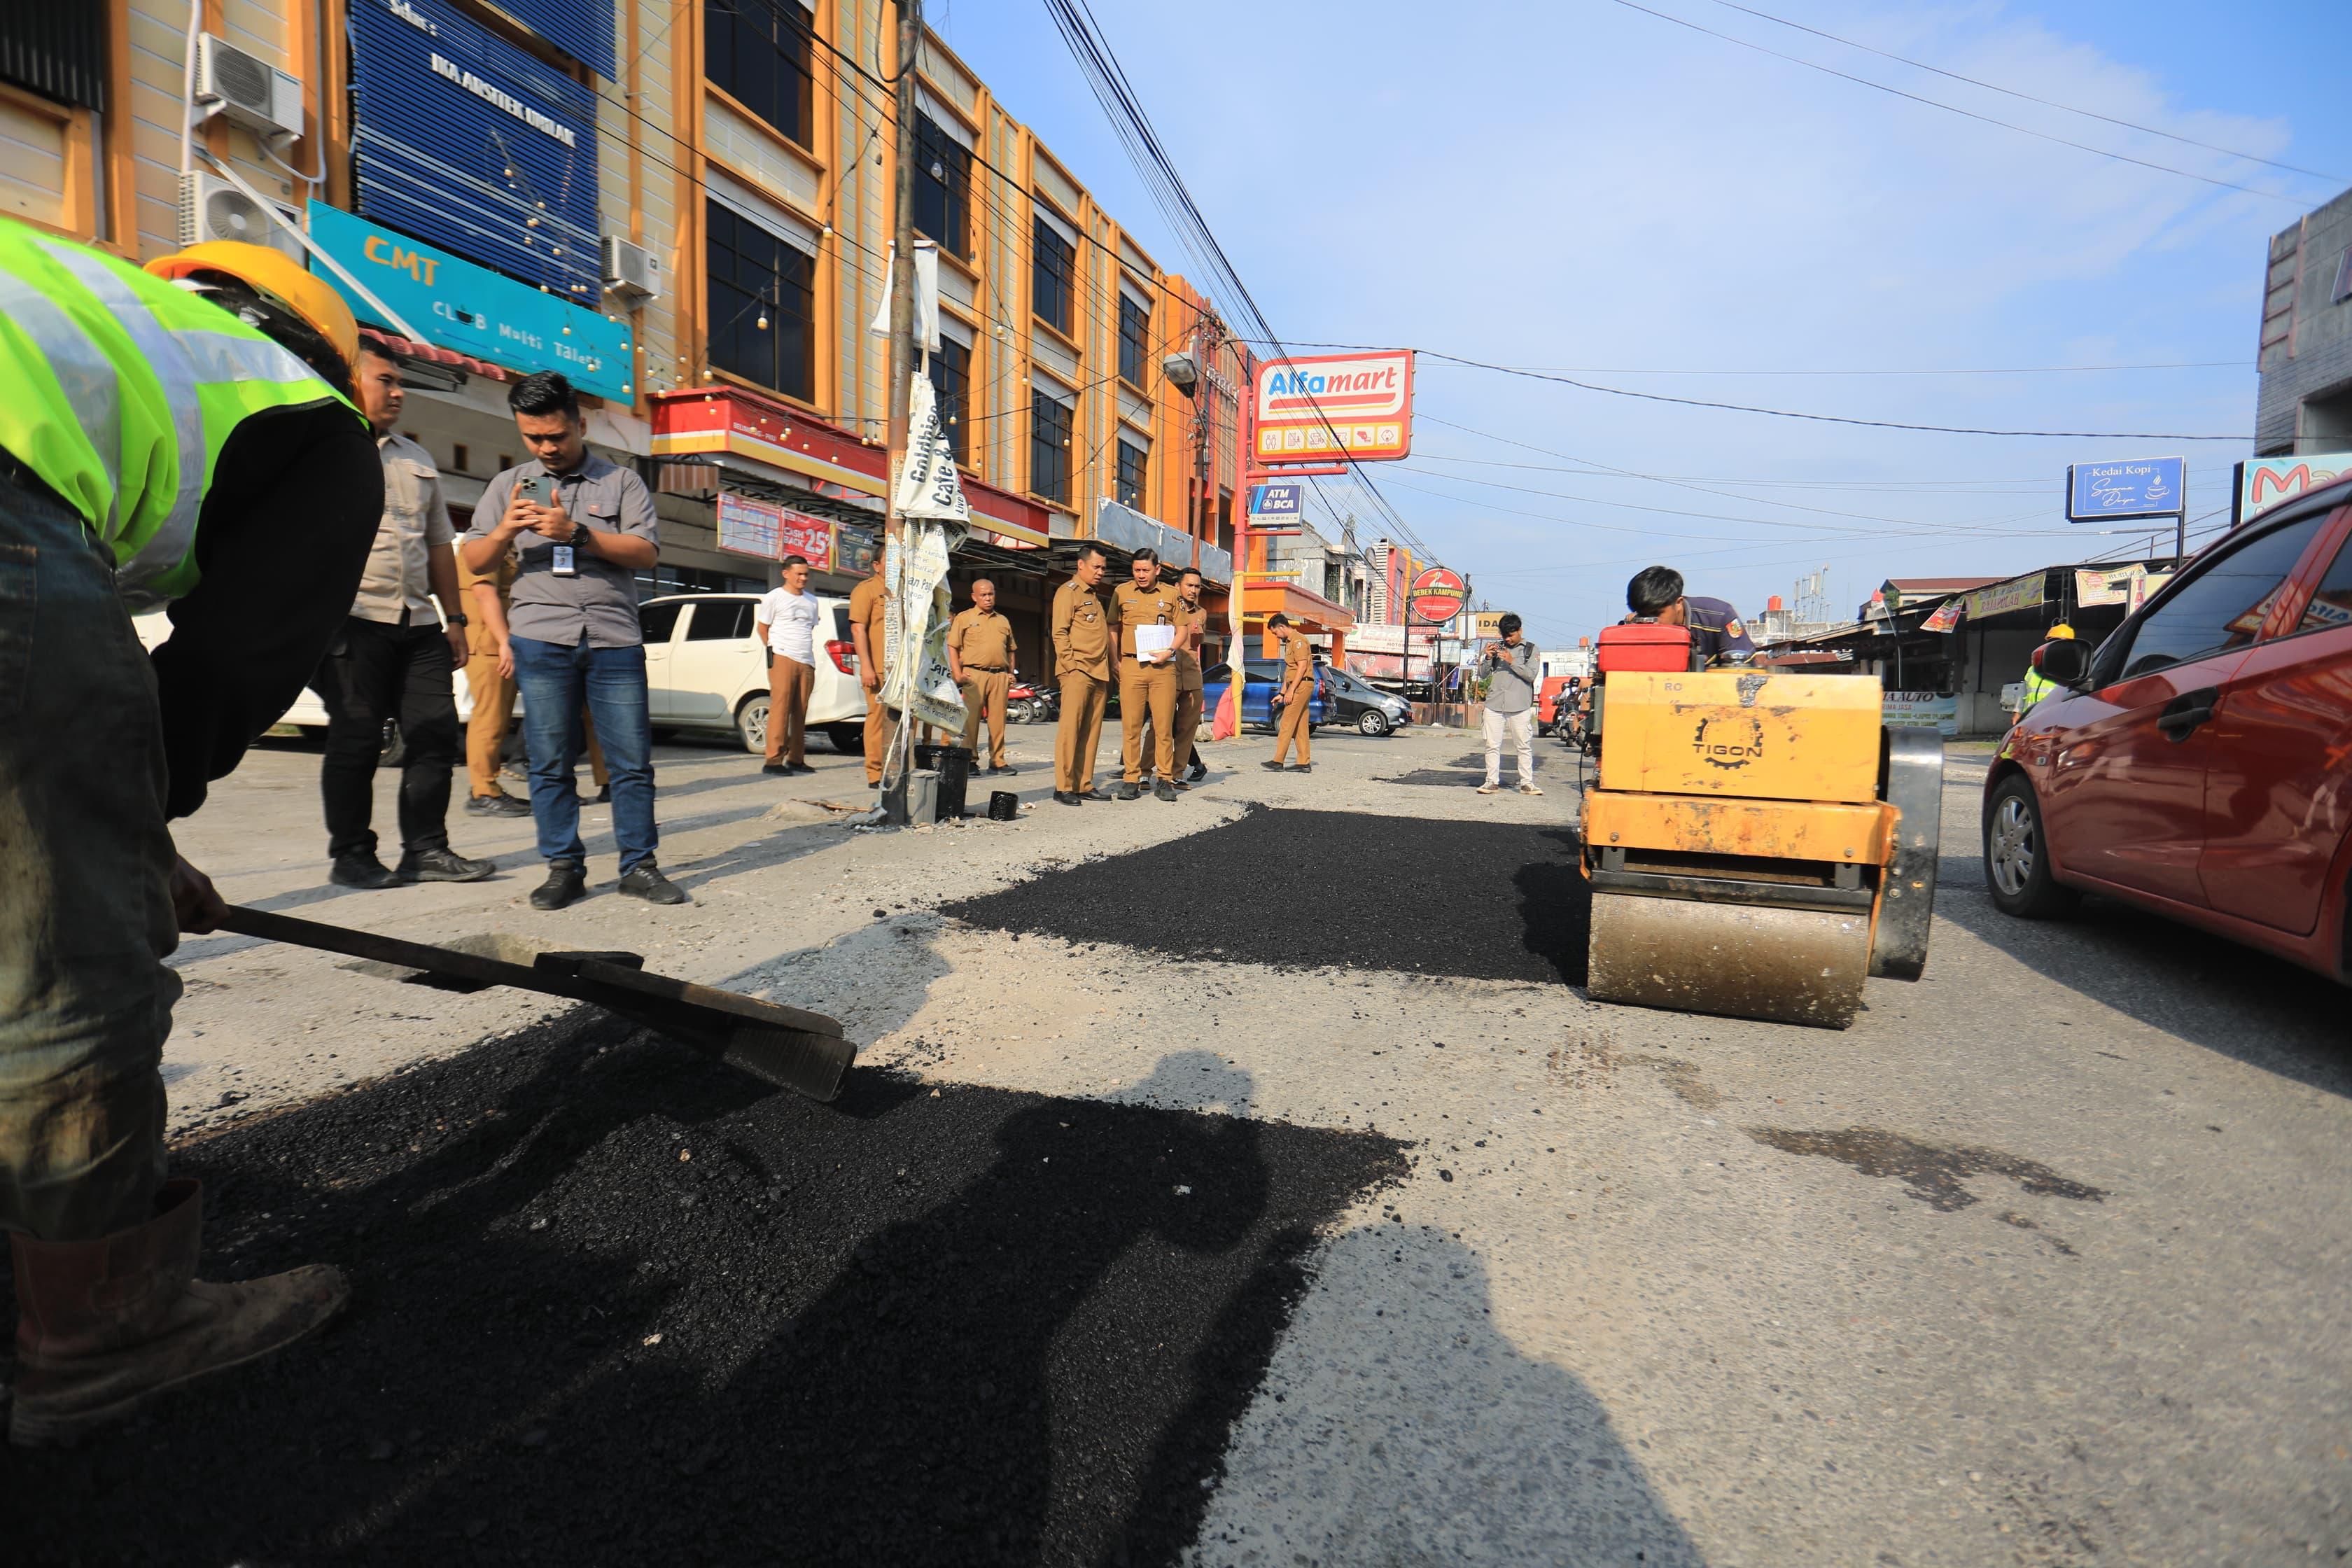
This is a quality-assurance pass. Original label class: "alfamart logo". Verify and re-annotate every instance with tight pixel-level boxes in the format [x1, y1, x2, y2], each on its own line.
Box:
[1692, 714, 1764, 770]
[1261, 357, 1406, 418]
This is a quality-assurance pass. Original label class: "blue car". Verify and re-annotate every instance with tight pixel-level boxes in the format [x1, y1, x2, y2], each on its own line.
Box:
[1200, 659, 1329, 732]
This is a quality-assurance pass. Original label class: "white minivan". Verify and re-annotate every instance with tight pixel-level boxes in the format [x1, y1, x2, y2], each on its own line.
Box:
[638, 592, 867, 755]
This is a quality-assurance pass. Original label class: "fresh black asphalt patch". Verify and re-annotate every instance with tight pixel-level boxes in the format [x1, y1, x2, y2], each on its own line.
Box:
[1, 1015, 1406, 1566]
[946, 808, 1589, 985]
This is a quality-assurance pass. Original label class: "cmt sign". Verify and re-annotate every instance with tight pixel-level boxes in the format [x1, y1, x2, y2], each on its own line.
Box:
[2237, 454, 2352, 525]
[361, 234, 442, 288]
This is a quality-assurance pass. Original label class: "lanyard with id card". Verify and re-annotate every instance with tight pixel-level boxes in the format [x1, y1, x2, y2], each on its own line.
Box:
[521, 472, 578, 578]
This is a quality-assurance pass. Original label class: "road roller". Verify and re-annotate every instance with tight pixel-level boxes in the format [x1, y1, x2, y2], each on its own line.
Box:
[1579, 625, 1941, 1028]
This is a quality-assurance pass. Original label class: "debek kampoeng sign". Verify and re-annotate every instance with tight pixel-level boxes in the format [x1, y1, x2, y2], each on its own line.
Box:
[1408, 566, 1467, 624]
[1254, 351, 1413, 463]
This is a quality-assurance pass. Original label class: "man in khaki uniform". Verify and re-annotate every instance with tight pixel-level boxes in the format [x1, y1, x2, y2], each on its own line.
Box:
[848, 545, 891, 788]
[1051, 542, 1113, 805]
[1170, 567, 1208, 788]
[457, 545, 530, 816]
[1264, 612, 1316, 772]
[948, 576, 1018, 774]
[1112, 547, 1184, 802]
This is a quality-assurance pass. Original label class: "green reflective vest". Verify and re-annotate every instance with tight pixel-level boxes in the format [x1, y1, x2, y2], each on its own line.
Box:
[0, 219, 352, 606]
[2019, 666, 2057, 711]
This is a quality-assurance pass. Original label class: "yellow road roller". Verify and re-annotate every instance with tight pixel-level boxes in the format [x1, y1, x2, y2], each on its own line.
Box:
[1581, 640, 1940, 1028]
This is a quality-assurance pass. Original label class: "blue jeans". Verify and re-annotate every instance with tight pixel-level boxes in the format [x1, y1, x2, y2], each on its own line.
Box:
[510, 634, 658, 875]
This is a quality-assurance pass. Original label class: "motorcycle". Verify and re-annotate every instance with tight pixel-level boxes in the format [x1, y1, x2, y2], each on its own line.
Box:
[1007, 680, 1059, 724]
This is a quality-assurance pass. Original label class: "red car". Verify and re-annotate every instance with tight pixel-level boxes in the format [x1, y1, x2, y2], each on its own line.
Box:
[1982, 477, 2352, 984]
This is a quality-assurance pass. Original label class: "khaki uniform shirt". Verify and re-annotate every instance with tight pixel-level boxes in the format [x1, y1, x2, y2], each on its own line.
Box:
[948, 608, 1017, 671]
[351, 432, 454, 624]
[849, 574, 888, 678]
[1280, 634, 1315, 701]
[1112, 580, 1183, 661]
[1172, 602, 1208, 691]
[455, 543, 516, 659]
[1052, 580, 1112, 680]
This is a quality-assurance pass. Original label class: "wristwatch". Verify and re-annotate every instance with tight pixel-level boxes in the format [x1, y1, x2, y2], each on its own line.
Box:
[447, 612, 470, 628]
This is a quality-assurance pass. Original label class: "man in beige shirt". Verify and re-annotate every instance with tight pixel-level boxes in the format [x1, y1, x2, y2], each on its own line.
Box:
[1170, 568, 1209, 788]
[948, 577, 1019, 774]
[318, 342, 494, 887]
[1051, 543, 1113, 804]
[1112, 547, 1184, 802]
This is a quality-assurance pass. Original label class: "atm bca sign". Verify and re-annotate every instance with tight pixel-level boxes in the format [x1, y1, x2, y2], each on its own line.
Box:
[1254, 350, 1413, 463]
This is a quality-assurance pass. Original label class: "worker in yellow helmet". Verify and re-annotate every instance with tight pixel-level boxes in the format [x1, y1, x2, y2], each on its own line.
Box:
[0, 221, 382, 1444]
[2017, 623, 2078, 716]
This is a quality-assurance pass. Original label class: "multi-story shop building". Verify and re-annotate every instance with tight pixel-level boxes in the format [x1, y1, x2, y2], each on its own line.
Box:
[1, 0, 1271, 676]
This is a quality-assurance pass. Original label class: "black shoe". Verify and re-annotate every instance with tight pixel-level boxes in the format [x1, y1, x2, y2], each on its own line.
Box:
[617, 863, 688, 906]
[530, 864, 587, 910]
[988, 764, 1017, 776]
[586, 785, 612, 805]
[329, 853, 398, 890]
[1294, 764, 1314, 774]
[1116, 782, 1142, 801]
[1154, 780, 1178, 802]
[762, 763, 790, 776]
[465, 792, 533, 818]
[1184, 762, 1208, 783]
[789, 763, 818, 775]
[397, 847, 495, 883]
[1054, 790, 1081, 806]
[1078, 787, 1111, 802]
[1261, 760, 1286, 771]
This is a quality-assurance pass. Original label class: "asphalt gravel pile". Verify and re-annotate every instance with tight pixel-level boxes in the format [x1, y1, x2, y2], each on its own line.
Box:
[946, 808, 1588, 984]
[1, 1011, 1406, 1567]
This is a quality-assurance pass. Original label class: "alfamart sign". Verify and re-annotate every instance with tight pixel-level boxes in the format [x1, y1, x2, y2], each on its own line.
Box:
[1254, 351, 1413, 463]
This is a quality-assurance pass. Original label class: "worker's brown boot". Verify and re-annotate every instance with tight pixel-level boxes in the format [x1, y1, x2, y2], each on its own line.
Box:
[8, 1178, 348, 1446]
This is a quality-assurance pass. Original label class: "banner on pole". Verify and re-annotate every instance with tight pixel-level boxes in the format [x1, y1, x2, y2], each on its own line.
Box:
[881, 372, 970, 736]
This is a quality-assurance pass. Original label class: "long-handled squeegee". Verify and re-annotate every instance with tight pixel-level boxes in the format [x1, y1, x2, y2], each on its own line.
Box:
[219, 906, 853, 1102]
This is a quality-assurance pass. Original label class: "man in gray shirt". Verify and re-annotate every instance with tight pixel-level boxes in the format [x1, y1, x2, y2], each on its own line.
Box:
[320, 340, 494, 888]
[462, 372, 683, 909]
[1477, 612, 1542, 796]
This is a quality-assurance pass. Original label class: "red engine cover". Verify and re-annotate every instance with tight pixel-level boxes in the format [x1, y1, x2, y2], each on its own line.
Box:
[1595, 622, 1693, 673]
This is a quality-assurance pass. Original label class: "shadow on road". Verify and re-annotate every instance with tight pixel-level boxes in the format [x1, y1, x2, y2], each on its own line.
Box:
[3, 1040, 1406, 1567]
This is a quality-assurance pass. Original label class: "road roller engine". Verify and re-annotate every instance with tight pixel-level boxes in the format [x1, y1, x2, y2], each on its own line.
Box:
[1579, 622, 1941, 1028]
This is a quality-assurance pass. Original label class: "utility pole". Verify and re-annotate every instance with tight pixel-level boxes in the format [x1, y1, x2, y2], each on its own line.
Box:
[878, 0, 922, 827]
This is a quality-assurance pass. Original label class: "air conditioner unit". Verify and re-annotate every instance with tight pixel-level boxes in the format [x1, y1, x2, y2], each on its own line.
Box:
[194, 32, 304, 142]
[601, 236, 664, 304]
[178, 172, 305, 264]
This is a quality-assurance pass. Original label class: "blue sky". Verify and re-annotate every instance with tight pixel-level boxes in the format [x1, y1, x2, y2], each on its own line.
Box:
[934, 1, 2352, 647]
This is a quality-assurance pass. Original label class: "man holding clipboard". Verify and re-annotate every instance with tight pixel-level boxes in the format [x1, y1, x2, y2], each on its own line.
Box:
[1112, 547, 1184, 803]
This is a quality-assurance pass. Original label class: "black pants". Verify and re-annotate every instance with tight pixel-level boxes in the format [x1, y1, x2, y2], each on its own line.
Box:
[318, 617, 458, 860]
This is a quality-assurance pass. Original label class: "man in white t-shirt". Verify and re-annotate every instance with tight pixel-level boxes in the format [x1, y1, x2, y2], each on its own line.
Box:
[754, 554, 823, 775]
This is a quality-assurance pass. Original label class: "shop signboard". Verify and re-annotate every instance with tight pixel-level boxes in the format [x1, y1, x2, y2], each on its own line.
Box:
[1473, 610, 1506, 639]
[1960, 573, 2045, 622]
[306, 204, 631, 401]
[2066, 456, 2186, 522]
[1253, 351, 1414, 463]
[1407, 565, 1467, 623]
[778, 507, 834, 572]
[1249, 482, 1303, 517]
[2234, 453, 2352, 525]
[349, 0, 600, 302]
[1883, 692, 1959, 736]
[715, 493, 783, 560]
[836, 524, 881, 576]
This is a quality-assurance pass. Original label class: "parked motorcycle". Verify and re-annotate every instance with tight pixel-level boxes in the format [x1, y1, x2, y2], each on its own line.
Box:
[1007, 680, 1060, 724]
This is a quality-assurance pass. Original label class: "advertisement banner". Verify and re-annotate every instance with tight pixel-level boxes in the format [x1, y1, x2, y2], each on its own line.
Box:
[836, 525, 880, 576]
[1961, 573, 2045, 622]
[307, 203, 631, 400]
[2066, 457, 2186, 522]
[2236, 454, 2352, 524]
[1883, 692, 1959, 736]
[349, 0, 600, 302]
[715, 492, 783, 560]
[880, 372, 970, 741]
[778, 509, 834, 572]
[1253, 351, 1414, 463]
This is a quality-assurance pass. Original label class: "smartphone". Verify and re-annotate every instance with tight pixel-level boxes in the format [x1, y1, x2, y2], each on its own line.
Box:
[517, 473, 553, 507]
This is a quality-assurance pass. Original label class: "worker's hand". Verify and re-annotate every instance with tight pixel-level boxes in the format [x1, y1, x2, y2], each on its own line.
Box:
[860, 664, 881, 694]
[169, 855, 227, 934]
[499, 491, 542, 539]
[528, 499, 578, 543]
[496, 637, 514, 680]
[445, 622, 470, 669]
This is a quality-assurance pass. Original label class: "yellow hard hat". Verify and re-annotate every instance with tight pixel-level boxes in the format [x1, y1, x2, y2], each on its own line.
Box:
[145, 240, 360, 374]
[2047, 623, 2077, 640]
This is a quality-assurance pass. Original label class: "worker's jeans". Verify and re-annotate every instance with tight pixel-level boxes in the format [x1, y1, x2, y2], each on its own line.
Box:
[1483, 707, 1535, 786]
[510, 633, 658, 874]
[0, 474, 176, 1240]
[318, 616, 459, 860]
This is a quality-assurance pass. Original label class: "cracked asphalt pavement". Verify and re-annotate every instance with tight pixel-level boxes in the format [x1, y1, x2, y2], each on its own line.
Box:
[6, 724, 2344, 1567]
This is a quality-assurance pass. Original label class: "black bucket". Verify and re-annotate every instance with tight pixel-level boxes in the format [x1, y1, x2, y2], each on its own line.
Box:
[986, 790, 1018, 822]
[933, 745, 973, 820]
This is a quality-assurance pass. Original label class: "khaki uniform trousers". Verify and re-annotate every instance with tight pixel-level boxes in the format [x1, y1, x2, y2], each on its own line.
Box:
[764, 654, 813, 766]
[1118, 659, 1177, 783]
[464, 649, 515, 799]
[959, 668, 1011, 768]
[1273, 690, 1313, 766]
[1054, 671, 1108, 793]
[863, 689, 898, 785]
[1172, 685, 1203, 777]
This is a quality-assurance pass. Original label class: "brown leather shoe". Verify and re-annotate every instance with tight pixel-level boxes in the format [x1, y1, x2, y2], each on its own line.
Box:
[8, 1178, 348, 1445]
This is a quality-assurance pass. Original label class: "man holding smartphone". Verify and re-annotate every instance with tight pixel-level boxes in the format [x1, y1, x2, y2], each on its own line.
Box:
[462, 372, 682, 910]
[1477, 613, 1542, 797]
